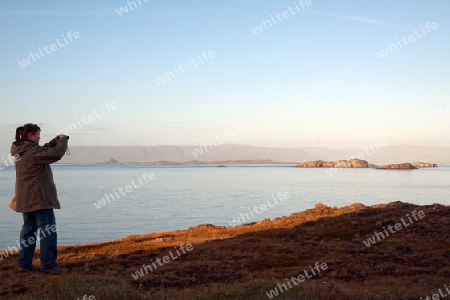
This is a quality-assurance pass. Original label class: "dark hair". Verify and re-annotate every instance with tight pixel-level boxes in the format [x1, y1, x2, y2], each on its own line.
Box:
[15, 123, 40, 142]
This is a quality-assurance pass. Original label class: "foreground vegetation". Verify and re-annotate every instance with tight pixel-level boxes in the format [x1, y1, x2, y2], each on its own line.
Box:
[1, 201, 449, 299]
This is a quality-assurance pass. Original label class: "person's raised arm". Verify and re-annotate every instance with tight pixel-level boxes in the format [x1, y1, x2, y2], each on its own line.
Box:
[34, 135, 68, 164]
[43, 136, 58, 147]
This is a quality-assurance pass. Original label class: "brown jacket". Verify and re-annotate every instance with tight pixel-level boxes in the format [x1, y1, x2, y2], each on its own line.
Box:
[10, 137, 68, 213]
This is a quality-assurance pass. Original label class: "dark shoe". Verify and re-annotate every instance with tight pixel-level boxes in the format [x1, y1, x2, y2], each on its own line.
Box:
[40, 264, 64, 275]
[18, 265, 39, 272]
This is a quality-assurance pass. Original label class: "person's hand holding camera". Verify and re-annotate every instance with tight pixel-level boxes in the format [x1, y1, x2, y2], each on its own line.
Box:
[56, 134, 69, 140]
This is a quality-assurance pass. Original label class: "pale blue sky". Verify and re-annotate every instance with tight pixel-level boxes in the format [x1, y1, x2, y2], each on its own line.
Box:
[0, 0, 449, 155]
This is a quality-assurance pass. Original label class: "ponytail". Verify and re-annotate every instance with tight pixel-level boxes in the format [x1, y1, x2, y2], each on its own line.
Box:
[15, 126, 24, 142]
[15, 124, 40, 142]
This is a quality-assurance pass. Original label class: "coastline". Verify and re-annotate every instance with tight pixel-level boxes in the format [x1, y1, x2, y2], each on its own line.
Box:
[54, 159, 299, 165]
[1, 201, 449, 299]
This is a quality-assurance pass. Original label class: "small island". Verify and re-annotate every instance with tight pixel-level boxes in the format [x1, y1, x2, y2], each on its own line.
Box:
[296, 159, 376, 168]
[377, 162, 417, 170]
[412, 162, 438, 168]
[296, 160, 440, 170]
[97, 158, 119, 164]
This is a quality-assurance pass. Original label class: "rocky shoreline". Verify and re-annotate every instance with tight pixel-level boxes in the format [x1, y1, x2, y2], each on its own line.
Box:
[377, 162, 417, 170]
[296, 159, 438, 170]
[1, 201, 449, 299]
[296, 159, 376, 168]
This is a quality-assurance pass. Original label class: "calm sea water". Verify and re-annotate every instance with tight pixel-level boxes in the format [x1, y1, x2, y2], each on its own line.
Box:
[1, 164, 449, 249]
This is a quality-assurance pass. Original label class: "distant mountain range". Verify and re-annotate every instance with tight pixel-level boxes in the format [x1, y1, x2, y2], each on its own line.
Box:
[58, 144, 450, 164]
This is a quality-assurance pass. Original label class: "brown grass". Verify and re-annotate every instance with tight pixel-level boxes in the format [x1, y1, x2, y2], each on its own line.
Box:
[1, 201, 449, 299]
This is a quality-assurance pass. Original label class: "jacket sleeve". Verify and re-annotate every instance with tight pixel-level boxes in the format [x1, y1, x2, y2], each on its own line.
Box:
[34, 138, 68, 164]
[43, 138, 57, 147]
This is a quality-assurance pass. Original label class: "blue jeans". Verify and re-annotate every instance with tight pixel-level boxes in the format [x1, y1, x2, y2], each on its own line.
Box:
[18, 209, 58, 270]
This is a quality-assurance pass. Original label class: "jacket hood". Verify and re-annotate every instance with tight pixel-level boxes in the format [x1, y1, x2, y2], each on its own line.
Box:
[10, 140, 35, 156]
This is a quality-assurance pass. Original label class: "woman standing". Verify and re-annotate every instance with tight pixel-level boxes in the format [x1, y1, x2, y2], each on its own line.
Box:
[10, 123, 68, 274]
